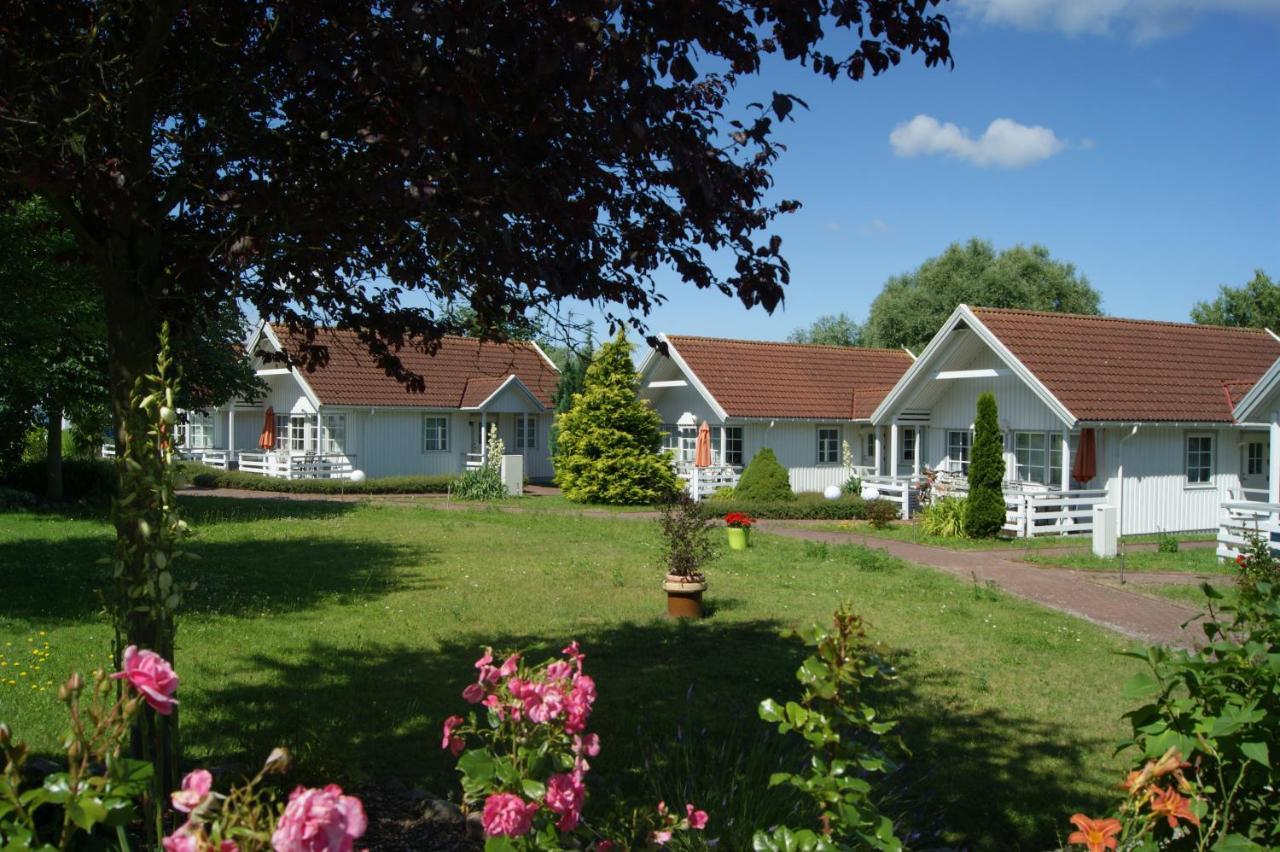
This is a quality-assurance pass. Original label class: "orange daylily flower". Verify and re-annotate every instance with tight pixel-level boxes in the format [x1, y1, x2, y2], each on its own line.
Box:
[1068, 814, 1123, 852]
[1149, 786, 1200, 829]
[1121, 747, 1192, 796]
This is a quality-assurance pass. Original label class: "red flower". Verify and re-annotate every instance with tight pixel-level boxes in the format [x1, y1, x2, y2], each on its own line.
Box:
[723, 513, 754, 529]
[1236, 554, 1247, 567]
[1149, 786, 1200, 829]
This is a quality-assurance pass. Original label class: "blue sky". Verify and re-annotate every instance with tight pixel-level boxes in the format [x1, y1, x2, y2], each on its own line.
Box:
[571, 1, 1280, 344]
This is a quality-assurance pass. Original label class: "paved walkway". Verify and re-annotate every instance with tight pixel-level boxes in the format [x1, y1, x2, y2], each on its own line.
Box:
[182, 486, 1212, 648]
[756, 521, 1208, 648]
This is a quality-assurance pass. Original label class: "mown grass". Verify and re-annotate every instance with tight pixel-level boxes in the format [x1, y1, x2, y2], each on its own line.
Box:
[0, 498, 1154, 849]
[1136, 581, 1241, 609]
[1020, 545, 1228, 574]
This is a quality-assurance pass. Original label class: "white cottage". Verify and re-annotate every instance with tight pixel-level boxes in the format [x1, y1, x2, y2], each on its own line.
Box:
[637, 334, 916, 495]
[1217, 355, 1280, 556]
[178, 322, 560, 481]
[870, 305, 1280, 536]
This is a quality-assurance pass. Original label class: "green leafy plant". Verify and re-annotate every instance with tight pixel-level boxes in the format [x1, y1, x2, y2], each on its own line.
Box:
[863, 499, 899, 530]
[1107, 545, 1279, 849]
[658, 492, 718, 582]
[755, 604, 904, 851]
[708, 485, 737, 502]
[1157, 531, 1179, 554]
[964, 392, 1006, 538]
[1232, 528, 1280, 601]
[734, 448, 795, 502]
[553, 332, 678, 505]
[453, 425, 510, 501]
[841, 476, 862, 497]
[702, 494, 864, 521]
[918, 497, 968, 539]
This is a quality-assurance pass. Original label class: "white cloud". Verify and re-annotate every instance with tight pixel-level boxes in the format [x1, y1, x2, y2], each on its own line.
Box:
[955, 0, 1280, 42]
[857, 219, 890, 236]
[889, 115, 1067, 169]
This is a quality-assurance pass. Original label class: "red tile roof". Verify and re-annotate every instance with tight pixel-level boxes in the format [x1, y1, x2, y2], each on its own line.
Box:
[266, 325, 558, 409]
[971, 307, 1280, 423]
[664, 335, 915, 421]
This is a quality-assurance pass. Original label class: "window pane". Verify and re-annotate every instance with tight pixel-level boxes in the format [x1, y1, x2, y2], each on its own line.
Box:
[724, 427, 743, 466]
[947, 431, 971, 474]
[818, 428, 839, 464]
[902, 428, 915, 461]
[1186, 435, 1212, 483]
[1015, 432, 1047, 483]
[423, 416, 448, 452]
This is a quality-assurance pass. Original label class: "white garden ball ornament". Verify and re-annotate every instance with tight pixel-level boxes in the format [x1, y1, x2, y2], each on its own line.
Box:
[349, 469, 367, 484]
[861, 485, 880, 501]
[823, 484, 842, 500]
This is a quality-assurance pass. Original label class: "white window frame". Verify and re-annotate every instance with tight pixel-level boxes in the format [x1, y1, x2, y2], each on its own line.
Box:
[947, 430, 971, 474]
[901, 427, 916, 463]
[274, 414, 290, 451]
[516, 414, 537, 451]
[320, 414, 346, 454]
[723, 426, 744, 467]
[186, 413, 214, 449]
[1185, 433, 1214, 486]
[661, 425, 680, 457]
[817, 427, 840, 465]
[422, 415, 449, 453]
[1013, 432, 1048, 484]
[1246, 441, 1266, 476]
[865, 432, 875, 461]
[289, 415, 309, 452]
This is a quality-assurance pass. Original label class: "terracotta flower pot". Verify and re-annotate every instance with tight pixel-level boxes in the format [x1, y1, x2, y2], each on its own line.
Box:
[726, 527, 750, 550]
[663, 574, 707, 619]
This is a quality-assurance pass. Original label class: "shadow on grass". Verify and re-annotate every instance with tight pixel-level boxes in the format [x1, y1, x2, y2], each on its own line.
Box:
[0, 533, 429, 625]
[187, 619, 1107, 850]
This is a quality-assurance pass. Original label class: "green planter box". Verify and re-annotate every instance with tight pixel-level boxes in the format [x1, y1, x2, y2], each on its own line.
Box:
[726, 527, 750, 550]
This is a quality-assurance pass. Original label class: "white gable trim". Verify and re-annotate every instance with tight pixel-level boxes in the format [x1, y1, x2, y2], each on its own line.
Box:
[528, 340, 563, 375]
[1233, 356, 1280, 423]
[248, 320, 323, 410]
[461, 374, 547, 412]
[869, 304, 1077, 428]
[639, 334, 729, 421]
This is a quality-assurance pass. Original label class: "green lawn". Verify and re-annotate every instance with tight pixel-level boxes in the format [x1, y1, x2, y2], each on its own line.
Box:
[0, 498, 1155, 849]
[1020, 545, 1228, 574]
[1134, 581, 1240, 609]
[810, 518, 1091, 550]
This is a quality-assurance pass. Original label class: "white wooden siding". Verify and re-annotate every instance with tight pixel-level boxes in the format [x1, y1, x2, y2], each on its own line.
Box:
[744, 422, 857, 493]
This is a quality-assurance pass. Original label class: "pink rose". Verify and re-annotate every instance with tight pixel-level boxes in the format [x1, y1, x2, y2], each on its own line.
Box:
[270, 784, 367, 852]
[544, 772, 586, 832]
[652, 830, 672, 845]
[481, 793, 539, 837]
[441, 716, 465, 756]
[686, 803, 708, 830]
[461, 683, 485, 704]
[110, 645, 179, 715]
[575, 733, 601, 758]
[171, 768, 213, 813]
[162, 828, 199, 852]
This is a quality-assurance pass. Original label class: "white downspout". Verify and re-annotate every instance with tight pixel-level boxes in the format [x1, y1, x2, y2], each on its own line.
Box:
[1117, 425, 1141, 538]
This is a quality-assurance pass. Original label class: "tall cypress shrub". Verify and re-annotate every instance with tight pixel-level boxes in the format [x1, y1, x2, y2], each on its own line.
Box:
[964, 391, 1007, 537]
[554, 332, 679, 504]
[549, 342, 590, 458]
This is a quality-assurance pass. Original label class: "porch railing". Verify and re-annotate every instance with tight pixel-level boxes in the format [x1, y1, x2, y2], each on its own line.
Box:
[235, 451, 356, 480]
[861, 475, 921, 520]
[181, 449, 230, 470]
[1217, 500, 1280, 561]
[1003, 488, 1108, 538]
[676, 464, 741, 501]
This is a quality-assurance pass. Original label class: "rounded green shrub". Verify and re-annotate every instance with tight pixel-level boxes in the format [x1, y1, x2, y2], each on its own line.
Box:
[863, 498, 900, 529]
[734, 447, 794, 502]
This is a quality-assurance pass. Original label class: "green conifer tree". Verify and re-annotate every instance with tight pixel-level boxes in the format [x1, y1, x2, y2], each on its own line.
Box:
[549, 340, 591, 457]
[964, 391, 1007, 537]
[553, 332, 678, 504]
[734, 447, 795, 501]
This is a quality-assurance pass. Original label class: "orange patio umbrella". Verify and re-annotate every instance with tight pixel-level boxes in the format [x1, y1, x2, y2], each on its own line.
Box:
[694, 421, 712, 468]
[1071, 428, 1097, 484]
[258, 406, 276, 450]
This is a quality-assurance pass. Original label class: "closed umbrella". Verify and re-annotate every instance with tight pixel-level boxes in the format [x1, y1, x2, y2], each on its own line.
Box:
[694, 421, 712, 468]
[1071, 428, 1097, 484]
[258, 407, 276, 450]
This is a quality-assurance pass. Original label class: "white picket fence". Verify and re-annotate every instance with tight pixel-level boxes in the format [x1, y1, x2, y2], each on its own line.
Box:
[678, 464, 741, 501]
[235, 451, 355, 480]
[181, 449, 229, 470]
[861, 476, 919, 519]
[1003, 489, 1108, 538]
[1217, 500, 1280, 560]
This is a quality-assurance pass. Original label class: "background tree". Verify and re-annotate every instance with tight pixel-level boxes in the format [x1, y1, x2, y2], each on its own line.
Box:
[0, 199, 258, 498]
[862, 239, 1102, 352]
[964, 391, 1006, 538]
[786, 313, 865, 347]
[1190, 270, 1279, 330]
[0, 0, 949, 780]
[549, 337, 594, 459]
[554, 332, 678, 505]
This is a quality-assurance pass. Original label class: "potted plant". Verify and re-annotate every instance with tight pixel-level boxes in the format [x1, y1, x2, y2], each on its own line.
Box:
[658, 492, 718, 618]
[723, 512, 755, 550]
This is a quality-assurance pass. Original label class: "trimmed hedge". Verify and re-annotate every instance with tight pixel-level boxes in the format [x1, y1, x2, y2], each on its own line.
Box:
[0, 459, 117, 501]
[180, 463, 456, 495]
[703, 492, 866, 521]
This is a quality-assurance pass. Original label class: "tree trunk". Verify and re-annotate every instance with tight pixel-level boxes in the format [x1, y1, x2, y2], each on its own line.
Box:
[101, 262, 181, 817]
[45, 403, 63, 501]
